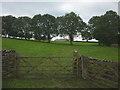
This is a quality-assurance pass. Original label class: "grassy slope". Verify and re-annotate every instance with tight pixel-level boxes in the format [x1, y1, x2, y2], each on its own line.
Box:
[2, 38, 119, 88]
[2, 38, 118, 61]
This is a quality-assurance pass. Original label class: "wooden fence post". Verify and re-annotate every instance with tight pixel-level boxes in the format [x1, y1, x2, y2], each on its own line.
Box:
[78, 56, 81, 77]
[81, 55, 87, 79]
[73, 50, 78, 77]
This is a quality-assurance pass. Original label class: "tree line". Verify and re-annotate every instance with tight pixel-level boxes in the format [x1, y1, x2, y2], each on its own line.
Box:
[2, 10, 120, 46]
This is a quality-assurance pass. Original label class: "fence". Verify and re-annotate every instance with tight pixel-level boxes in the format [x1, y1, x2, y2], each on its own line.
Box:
[17, 56, 74, 78]
[2, 50, 19, 78]
[2, 50, 119, 88]
[80, 55, 119, 88]
[2, 50, 74, 79]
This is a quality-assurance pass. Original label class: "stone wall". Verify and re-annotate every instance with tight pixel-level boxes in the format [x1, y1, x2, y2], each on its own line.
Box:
[2, 50, 19, 78]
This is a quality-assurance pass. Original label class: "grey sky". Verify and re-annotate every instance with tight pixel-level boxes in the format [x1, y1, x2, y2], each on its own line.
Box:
[1, 1, 118, 23]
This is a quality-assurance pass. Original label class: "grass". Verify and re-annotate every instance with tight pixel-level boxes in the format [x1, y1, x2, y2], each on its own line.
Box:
[2, 37, 118, 61]
[3, 78, 98, 88]
[2, 37, 119, 88]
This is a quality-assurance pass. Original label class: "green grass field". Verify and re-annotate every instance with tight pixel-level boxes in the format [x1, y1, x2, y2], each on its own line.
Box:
[2, 38, 118, 61]
[2, 38, 119, 88]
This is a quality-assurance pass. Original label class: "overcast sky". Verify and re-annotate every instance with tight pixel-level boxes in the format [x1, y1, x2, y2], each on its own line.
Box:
[1, 1, 119, 23]
[0, 0, 119, 41]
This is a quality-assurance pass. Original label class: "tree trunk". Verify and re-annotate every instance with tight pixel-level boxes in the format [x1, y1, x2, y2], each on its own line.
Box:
[98, 41, 101, 46]
[118, 41, 120, 47]
[38, 39, 41, 42]
[69, 35, 73, 45]
[118, 43, 120, 48]
[48, 34, 50, 43]
[70, 40, 73, 45]
[8, 35, 10, 38]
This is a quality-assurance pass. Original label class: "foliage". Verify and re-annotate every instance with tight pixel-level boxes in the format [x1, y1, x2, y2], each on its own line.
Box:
[2, 10, 119, 46]
[41, 14, 57, 43]
[12, 16, 32, 39]
[57, 12, 85, 45]
[89, 10, 119, 46]
[81, 24, 92, 42]
[32, 14, 43, 40]
[2, 15, 16, 37]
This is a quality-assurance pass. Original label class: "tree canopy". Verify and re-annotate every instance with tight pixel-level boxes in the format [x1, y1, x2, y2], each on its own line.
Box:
[2, 15, 16, 37]
[32, 14, 43, 41]
[2, 10, 119, 46]
[57, 12, 85, 45]
[41, 14, 57, 43]
[12, 16, 32, 39]
[89, 10, 119, 46]
[81, 25, 92, 42]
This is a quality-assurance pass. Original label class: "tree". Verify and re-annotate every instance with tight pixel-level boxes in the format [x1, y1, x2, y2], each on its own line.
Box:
[12, 16, 32, 39]
[88, 16, 101, 45]
[22, 17, 32, 40]
[41, 14, 57, 43]
[81, 25, 92, 42]
[118, 16, 120, 46]
[2, 15, 16, 37]
[32, 14, 43, 41]
[57, 12, 85, 45]
[89, 10, 119, 46]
